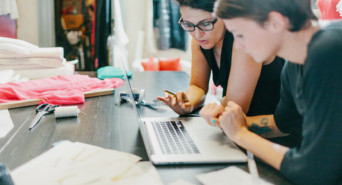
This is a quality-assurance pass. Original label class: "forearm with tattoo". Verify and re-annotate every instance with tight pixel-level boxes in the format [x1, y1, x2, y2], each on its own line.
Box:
[247, 116, 288, 138]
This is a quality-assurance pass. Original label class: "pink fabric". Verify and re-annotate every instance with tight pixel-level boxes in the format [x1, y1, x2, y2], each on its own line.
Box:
[0, 75, 124, 105]
[317, 0, 342, 20]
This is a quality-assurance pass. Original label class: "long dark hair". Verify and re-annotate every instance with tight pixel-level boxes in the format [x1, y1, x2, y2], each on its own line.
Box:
[215, 0, 317, 31]
[174, 0, 217, 12]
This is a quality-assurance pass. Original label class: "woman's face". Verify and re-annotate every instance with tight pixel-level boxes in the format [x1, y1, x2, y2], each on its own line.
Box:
[180, 6, 226, 49]
[223, 17, 281, 63]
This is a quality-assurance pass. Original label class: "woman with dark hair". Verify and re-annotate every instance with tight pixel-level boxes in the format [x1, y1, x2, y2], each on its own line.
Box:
[214, 0, 342, 184]
[157, 0, 285, 132]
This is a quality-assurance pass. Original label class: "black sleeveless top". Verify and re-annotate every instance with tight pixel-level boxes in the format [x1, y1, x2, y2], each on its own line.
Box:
[201, 31, 284, 116]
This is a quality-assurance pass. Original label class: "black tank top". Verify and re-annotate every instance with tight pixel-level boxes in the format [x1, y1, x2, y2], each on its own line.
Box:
[200, 31, 284, 116]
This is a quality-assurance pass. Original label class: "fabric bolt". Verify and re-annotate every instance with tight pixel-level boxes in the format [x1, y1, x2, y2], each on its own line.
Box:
[0, 75, 124, 105]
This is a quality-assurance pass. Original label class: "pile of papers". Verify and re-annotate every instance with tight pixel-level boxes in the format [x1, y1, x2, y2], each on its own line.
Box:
[0, 37, 74, 81]
[11, 142, 164, 185]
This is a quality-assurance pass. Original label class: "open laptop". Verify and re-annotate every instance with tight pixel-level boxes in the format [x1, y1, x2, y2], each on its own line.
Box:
[140, 117, 247, 165]
[117, 57, 247, 165]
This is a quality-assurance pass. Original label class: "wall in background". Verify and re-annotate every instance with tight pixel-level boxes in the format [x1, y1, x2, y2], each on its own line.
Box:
[38, 0, 55, 47]
[16, 0, 39, 45]
[16, 0, 55, 47]
[123, 0, 191, 66]
[123, 0, 146, 64]
[15, 0, 191, 67]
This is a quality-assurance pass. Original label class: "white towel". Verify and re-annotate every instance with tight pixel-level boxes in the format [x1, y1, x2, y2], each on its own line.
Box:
[0, 70, 27, 83]
[0, 69, 14, 83]
[11, 62, 74, 80]
[0, 47, 64, 59]
[0, 0, 19, 19]
[0, 43, 33, 55]
[0, 58, 65, 69]
[0, 37, 64, 59]
[0, 36, 38, 50]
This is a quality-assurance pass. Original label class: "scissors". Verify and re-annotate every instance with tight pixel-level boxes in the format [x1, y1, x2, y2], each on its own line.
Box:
[28, 103, 60, 130]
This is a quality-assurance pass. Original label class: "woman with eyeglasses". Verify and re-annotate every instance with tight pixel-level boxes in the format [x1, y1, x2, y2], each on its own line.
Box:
[157, 0, 297, 145]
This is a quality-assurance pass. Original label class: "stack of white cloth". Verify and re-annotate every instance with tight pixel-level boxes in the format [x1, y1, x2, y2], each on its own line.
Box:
[0, 37, 74, 81]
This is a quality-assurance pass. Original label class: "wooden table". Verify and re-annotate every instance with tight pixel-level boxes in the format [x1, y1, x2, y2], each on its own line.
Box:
[0, 71, 292, 185]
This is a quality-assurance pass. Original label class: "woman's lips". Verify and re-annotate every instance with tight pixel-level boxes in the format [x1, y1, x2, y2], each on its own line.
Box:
[198, 40, 208, 45]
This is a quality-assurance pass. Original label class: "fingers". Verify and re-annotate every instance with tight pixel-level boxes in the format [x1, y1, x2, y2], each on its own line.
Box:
[200, 103, 224, 117]
[156, 96, 166, 101]
[162, 92, 177, 106]
[175, 91, 188, 104]
[209, 118, 221, 128]
[200, 103, 224, 127]
[157, 92, 192, 115]
[181, 102, 192, 111]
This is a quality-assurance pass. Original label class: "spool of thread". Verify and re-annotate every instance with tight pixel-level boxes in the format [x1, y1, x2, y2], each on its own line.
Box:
[54, 106, 80, 118]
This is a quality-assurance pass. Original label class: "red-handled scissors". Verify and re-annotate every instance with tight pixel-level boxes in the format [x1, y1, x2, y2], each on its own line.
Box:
[28, 103, 60, 130]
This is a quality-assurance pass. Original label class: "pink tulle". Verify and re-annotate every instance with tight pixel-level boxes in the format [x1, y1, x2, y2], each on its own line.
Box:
[0, 75, 124, 105]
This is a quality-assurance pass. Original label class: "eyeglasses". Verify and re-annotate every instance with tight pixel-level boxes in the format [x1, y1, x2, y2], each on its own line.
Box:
[178, 17, 218, 32]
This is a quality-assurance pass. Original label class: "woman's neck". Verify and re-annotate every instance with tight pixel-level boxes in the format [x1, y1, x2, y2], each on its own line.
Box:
[278, 23, 321, 65]
[213, 31, 225, 68]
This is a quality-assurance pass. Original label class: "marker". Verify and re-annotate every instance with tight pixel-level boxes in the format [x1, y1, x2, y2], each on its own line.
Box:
[163, 89, 189, 101]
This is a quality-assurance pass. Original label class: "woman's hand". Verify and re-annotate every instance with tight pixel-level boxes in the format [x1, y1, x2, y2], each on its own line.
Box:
[219, 101, 249, 142]
[157, 91, 192, 115]
[199, 103, 225, 127]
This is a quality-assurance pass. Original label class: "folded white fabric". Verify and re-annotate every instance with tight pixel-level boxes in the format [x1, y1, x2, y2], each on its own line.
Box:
[0, 37, 72, 80]
[0, 37, 37, 50]
[0, 70, 27, 83]
[0, 0, 19, 19]
[11, 62, 74, 80]
[0, 58, 66, 69]
[0, 47, 64, 59]
[0, 37, 64, 59]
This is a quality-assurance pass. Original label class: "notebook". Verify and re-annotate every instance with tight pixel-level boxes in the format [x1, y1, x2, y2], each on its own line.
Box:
[117, 57, 247, 165]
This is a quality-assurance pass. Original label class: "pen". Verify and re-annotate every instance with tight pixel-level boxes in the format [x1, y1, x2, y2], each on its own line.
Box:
[163, 89, 189, 101]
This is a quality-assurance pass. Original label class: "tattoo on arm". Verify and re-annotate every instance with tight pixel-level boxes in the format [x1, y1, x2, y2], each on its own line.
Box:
[248, 118, 275, 138]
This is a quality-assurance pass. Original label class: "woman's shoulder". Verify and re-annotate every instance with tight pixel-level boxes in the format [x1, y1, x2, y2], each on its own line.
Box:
[308, 21, 342, 66]
[311, 21, 342, 49]
[261, 56, 285, 71]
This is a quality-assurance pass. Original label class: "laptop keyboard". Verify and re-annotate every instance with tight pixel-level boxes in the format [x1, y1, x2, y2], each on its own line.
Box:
[152, 121, 200, 154]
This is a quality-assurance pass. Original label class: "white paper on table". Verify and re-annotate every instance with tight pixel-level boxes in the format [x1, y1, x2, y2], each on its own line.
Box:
[168, 179, 196, 185]
[112, 161, 164, 185]
[12, 142, 142, 185]
[0, 109, 14, 138]
[196, 166, 274, 185]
